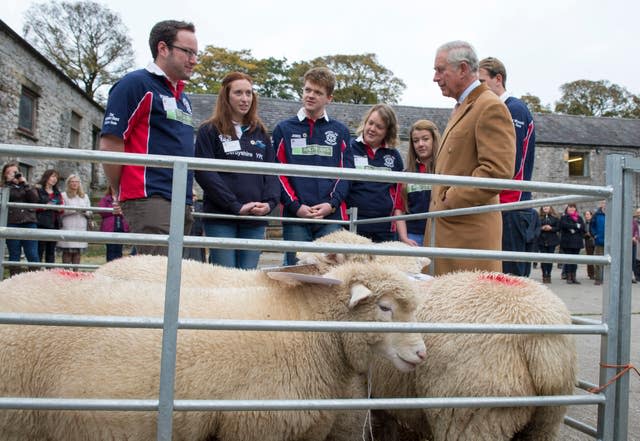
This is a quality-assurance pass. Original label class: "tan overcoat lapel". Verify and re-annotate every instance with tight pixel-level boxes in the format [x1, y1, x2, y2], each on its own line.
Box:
[435, 84, 489, 162]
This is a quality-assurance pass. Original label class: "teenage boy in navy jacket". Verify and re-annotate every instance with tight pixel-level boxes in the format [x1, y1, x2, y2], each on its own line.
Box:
[273, 67, 354, 265]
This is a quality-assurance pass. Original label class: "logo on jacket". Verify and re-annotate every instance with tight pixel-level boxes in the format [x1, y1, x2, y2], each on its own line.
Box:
[324, 131, 338, 146]
[383, 155, 395, 169]
[182, 98, 192, 114]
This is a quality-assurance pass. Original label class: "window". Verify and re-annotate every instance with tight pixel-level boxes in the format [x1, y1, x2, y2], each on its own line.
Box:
[70, 111, 82, 148]
[567, 151, 590, 177]
[18, 86, 38, 134]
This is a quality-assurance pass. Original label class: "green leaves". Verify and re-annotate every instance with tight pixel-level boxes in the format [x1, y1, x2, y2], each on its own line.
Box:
[185, 48, 406, 104]
[554, 80, 640, 118]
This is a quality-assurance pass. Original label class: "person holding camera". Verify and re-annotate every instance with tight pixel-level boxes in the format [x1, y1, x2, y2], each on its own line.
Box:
[1, 162, 40, 276]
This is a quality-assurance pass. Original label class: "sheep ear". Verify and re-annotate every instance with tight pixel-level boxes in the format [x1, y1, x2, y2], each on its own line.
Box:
[417, 257, 431, 269]
[348, 283, 373, 309]
[266, 272, 342, 286]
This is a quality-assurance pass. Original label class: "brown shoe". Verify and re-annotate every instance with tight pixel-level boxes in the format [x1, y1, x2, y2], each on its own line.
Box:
[595, 280, 602, 286]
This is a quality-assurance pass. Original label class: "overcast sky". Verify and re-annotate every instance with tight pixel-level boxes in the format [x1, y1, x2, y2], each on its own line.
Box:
[4, 0, 640, 110]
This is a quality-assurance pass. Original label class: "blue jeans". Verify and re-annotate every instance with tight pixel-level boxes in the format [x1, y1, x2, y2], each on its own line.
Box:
[6, 222, 40, 264]
[204, 222, 266, 269]
[282, 222, 344, 265]
[408, 232, 424, 246]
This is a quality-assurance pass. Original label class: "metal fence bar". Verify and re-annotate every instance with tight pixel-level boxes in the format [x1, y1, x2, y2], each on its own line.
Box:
[157, 160, 188, 441]
[0, 394, 603, 412]
[598, 155, 624, 441]
[0, 226, 612, 265]
[0, 312, 607, 335]
[564, 416, 599, 437]
[0, 144, 613, 196]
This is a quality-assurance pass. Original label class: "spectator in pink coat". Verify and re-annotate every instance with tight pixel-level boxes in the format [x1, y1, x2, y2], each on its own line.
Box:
[98, 186, 130, 262]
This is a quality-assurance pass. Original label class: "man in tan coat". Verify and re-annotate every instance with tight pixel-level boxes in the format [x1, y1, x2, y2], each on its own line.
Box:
[426, 41, 516, 275]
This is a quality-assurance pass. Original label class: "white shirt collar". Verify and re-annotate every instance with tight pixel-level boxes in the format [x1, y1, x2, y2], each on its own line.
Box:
[499, 90, 511, 103]
[146, 62, 168, 78]
[458, 79, 481, 104]
[296, 107, 330, 122]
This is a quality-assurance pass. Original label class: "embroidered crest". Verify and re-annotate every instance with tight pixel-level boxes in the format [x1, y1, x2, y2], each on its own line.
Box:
[383, 155, 395, 169]
[324, 131, 338, 146]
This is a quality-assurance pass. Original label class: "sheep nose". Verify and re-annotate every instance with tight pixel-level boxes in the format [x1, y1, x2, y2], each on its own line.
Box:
[416, 349, 427, 360]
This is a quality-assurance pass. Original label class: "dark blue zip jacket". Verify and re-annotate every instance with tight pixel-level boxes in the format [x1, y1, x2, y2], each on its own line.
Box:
[195, 123, 279, 226]
[592, 208, 606, 246]
[273, 111, 353, 220]
[346, 137, 403, 233]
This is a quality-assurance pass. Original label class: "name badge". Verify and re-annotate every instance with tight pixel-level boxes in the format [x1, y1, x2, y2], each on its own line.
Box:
[291, 138, 307, 149]
[162, 96, 177, 111]
[223, 140, 241, 153]
[354, 156, 369, 169]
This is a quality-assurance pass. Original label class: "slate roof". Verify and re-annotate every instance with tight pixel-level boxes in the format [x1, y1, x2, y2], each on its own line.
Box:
[188, 94, 640, 148]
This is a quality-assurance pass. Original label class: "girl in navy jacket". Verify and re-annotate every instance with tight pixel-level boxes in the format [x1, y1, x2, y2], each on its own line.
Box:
[346, 104, 403, 242]
[195, 72, 279, 269]
[394, 120, 440, 246]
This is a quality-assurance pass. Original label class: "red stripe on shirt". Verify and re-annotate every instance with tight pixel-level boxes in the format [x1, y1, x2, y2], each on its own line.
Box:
[120, 91, 153, 201]
[276, 138, 298, 203]
[500, 120, 535, 204]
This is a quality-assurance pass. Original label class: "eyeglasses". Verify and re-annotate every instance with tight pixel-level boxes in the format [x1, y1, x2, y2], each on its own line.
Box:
[168, 44, 198, 59]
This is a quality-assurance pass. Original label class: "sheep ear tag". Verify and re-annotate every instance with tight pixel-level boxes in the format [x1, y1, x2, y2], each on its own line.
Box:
[266, 272, 342, 285]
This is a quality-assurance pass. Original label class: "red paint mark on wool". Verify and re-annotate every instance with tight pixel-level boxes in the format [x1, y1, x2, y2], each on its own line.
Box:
[477, 273, 525, 286]
[53, 269, 94, 280]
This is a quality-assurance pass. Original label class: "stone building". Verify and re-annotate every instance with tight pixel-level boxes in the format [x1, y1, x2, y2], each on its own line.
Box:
[0, 19, 104, 189]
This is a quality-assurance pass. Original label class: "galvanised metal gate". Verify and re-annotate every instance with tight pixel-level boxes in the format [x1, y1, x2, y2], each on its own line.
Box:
[0, 144, 632, 440]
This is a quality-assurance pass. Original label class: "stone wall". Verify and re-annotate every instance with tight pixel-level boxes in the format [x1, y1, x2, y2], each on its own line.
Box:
[0, 25, 105, 194]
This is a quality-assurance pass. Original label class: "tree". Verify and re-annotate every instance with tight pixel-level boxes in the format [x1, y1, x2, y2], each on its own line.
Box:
[289, 54, 406, 104]
[554, 79, 640, 118]
[519, 93, 551, 113]
[186, 46, 260, 94]
[23, 0, 135, 102]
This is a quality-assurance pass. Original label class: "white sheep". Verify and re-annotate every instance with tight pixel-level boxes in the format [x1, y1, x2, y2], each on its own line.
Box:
[0, 260, 427, 441]
[294, 231, 577, 441]
[334, 271, 577, 441]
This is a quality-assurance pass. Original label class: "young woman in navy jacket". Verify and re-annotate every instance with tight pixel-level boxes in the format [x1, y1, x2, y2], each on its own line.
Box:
[346, 104, 403, 242]
[394, 120, 440, 246]
[195, 72, 279, 269]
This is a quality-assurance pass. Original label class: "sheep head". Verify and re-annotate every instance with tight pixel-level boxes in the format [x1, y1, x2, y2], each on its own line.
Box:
[327, 262, 427, 374]
[296, 230, 430, 274]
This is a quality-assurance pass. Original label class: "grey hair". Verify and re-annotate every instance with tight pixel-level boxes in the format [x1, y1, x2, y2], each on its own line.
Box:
[437, 41, 479, 72]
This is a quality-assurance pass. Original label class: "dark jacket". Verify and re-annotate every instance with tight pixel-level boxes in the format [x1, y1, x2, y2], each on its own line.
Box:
[273, 112, 353, 220]
[36, 187, 64, 229]
[346, 137, 404, 234]
[5, 182, 38, 224]
[195, 123, 280, 226]
[560, 213, 585, 250]
[538, 213, 560, 247]
[591, 208, 606, 247]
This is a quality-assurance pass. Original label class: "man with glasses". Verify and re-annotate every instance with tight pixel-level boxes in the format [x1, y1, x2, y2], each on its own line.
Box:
[100, 20, 198, 255]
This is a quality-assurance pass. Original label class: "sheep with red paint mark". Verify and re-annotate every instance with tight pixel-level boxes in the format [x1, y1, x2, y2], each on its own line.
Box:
[0, 260, 427, 441]
[297, 231, 577, 441]
[363, 270, 577, 441]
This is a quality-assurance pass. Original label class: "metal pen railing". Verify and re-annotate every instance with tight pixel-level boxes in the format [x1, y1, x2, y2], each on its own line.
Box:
[0, 144, 631, 441]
